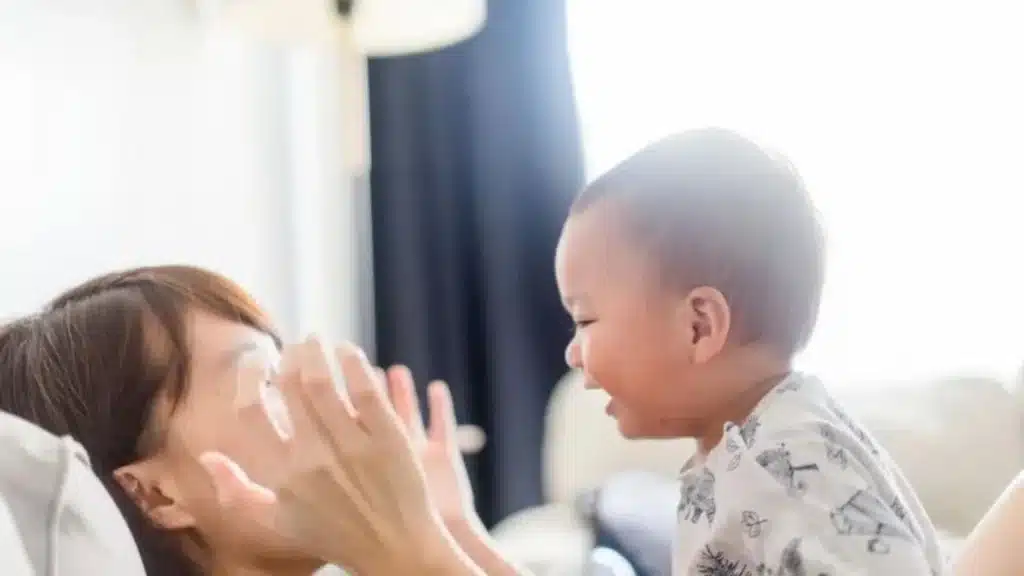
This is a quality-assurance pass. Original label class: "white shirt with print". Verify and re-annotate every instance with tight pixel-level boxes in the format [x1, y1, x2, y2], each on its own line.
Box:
[673, 373, 947, 576]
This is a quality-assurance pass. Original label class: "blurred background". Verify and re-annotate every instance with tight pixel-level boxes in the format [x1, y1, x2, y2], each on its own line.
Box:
[1, 0, 1023, 559]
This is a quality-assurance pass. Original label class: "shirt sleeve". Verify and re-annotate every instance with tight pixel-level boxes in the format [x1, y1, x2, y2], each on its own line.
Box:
[684, 430, 937, 576]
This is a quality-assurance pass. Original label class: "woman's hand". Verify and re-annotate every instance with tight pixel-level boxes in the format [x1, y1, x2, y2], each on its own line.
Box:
[385, 366, 484, 534]
[385, 367, 524, 576]
[199, 339, 480, 575]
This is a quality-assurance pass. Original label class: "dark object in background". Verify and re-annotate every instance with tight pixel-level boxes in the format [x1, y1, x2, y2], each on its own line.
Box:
[333, 0, 354, 16]
[367, 0, 583, 526]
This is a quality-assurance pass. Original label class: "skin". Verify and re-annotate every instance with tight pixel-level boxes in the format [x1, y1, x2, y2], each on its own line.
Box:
[192, 199, 796, 575]
[954, 472, 1024, 575]
[554, 201, 789, 451]
[113, 311, 323, 576]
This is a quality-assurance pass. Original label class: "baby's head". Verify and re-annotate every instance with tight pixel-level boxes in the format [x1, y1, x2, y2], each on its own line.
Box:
[556, 128, 824, 440]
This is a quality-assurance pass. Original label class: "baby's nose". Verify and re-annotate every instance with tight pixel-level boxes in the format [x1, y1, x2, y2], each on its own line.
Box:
[564, 338, 581, 368]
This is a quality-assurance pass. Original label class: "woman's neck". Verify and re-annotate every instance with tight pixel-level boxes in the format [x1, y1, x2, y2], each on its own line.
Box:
[210, 557, 325, 576]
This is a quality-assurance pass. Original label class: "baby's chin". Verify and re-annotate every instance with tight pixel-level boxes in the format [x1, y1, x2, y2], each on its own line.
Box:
[609, 406, 660, 439]
[611, 407, 701, 440]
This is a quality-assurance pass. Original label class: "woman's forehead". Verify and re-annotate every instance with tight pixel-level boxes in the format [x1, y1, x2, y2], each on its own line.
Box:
[187, 311, 278, 363]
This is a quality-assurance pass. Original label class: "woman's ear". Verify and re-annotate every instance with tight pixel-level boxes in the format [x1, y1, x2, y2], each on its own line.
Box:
[683, 286, 731, 364]
[114, 460, 196, 530]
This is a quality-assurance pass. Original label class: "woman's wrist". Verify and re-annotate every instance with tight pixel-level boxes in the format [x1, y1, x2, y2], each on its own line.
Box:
[443, 515, 525, 576]
[444, 514, 488, 541]
[418, 519, 486, 576]
[356, 516, 483, 576]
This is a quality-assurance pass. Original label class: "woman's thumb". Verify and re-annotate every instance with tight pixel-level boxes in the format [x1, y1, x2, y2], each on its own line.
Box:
[199, 451, 277, 508]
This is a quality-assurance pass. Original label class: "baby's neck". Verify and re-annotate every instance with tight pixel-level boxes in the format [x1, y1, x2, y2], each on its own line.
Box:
[694, 349, 791, 455]
[695, 375, 783, 454]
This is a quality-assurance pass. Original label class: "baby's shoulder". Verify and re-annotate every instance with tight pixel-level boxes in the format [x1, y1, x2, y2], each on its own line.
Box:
[724, 374, 883, 462]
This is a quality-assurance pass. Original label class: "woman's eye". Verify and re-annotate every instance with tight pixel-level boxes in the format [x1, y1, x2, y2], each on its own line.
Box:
[235, 351, 281, 409]
[574, 319, 594, 329]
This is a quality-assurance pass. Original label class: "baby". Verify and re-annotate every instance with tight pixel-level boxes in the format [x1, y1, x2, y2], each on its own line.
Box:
[555, 128, 945, 574]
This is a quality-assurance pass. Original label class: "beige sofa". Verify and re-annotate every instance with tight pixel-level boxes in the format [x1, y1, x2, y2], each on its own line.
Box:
[491, 370, 1024, 575]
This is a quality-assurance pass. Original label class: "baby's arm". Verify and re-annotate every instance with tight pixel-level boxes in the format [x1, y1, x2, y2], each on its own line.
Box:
[954, 471, 1024, 576]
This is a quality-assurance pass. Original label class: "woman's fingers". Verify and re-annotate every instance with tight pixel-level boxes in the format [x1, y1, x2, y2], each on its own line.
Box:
[427, 380, 459, 450]
[334, 343, 402, 438]
[292, 339, 371, 449]
[387, 365, 427, 443]
[272, 341, 319, 442]
[276, 339, 356, 444]
[262, 339, 413, 457]
[218, 338, 455, 571]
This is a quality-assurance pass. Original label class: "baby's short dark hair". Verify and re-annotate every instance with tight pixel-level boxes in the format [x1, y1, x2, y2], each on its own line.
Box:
[573, 128, 825, 357]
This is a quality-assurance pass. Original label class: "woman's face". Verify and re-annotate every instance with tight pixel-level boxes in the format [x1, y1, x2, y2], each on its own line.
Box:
[115, 310, 322, 572]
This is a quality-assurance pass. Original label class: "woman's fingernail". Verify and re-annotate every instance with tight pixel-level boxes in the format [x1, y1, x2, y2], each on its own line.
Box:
[340, 341, 367, 361]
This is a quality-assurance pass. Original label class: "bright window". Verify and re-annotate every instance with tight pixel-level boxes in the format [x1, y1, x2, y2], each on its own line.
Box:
[568, 3, 1024, 384]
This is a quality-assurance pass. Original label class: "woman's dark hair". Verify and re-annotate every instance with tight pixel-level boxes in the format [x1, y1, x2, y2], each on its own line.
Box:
[0, 265, 280, 576]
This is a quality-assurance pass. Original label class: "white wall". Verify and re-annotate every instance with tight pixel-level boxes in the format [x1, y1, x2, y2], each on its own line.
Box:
[0, 2, 369, 344]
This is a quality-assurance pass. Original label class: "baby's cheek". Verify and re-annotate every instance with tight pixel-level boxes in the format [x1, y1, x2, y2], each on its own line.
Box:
[577, 334, 598, 372]
[580, 336, 614, 383]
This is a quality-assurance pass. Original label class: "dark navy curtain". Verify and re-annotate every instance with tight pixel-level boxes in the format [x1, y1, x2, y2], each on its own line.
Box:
[367, 0, 583, 524]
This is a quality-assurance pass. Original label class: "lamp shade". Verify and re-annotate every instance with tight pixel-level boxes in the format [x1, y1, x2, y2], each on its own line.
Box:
[196, 0, 341, 46]
[198, 0, 485, 55]
[351, 0, 485, 56]
[195, 0, 485, 174]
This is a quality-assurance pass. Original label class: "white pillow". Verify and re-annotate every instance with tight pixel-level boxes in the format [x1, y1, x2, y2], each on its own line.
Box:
[0, 411, 146, 575]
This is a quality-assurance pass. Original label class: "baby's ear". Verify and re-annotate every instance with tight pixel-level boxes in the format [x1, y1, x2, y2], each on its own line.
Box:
[683, 286, 731, 364]
[113, 460, 196, 530]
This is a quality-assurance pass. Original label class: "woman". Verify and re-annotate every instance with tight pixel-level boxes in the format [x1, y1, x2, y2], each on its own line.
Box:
[0, 265, 485, 576]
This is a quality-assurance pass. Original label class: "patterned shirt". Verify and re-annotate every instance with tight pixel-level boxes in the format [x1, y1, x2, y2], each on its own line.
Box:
[674, 373, 947, 576]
